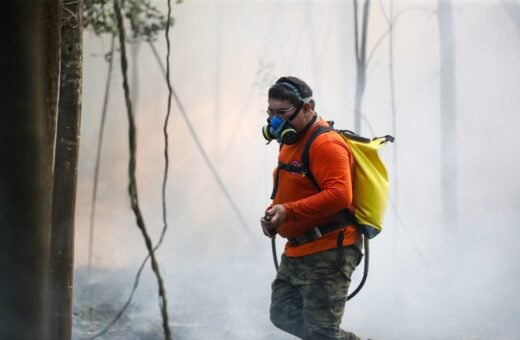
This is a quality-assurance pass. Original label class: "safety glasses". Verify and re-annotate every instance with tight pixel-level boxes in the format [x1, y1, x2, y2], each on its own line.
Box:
[266, 106, 296, 117]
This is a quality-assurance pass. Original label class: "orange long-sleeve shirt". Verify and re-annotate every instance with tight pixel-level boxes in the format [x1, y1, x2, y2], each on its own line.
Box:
[272, 117, 361, 257]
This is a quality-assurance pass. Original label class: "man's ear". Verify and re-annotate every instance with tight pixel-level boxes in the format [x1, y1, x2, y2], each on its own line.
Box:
[303, 102, 312, 113]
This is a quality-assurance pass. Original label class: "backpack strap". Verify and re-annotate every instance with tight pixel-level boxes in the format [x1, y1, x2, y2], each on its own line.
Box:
[300, 126, 331, 191]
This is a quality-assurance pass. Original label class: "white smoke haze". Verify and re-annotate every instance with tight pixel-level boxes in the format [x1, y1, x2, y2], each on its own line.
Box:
[73, 0, 520, 339]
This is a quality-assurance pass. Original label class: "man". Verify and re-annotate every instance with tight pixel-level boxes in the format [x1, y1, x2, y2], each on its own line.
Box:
[260, 76, 362, 340]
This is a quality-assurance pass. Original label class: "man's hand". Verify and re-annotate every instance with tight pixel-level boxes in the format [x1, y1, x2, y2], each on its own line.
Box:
[260, 204, 286, 238]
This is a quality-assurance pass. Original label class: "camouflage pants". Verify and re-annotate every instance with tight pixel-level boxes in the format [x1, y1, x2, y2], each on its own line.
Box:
[270, 245, 361, 340]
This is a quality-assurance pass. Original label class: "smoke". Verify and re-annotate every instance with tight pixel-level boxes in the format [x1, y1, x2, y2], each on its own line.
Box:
[73, 0, 520, 339]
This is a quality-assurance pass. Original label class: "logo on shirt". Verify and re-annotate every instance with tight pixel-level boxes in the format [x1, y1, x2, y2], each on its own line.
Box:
[290, 160, 303, 175]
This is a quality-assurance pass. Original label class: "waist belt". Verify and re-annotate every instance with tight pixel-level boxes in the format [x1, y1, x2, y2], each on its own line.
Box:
[287, 209, 356, 246]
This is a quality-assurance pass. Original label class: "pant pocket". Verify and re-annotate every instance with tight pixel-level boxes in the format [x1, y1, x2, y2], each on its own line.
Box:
[338, 246, 360, 279]
[353, 246, 363, 266]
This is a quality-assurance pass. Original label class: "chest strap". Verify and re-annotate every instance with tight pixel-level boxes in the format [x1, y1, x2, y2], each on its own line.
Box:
[287, 209, 355, 246]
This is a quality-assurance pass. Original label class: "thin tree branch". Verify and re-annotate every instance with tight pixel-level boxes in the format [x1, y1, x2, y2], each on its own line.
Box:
[113, 1, 171, 339]
[148, 41, 258, 245]
[366, 28, 390, 67]
[88, 33, 115, 271]
[366, 7, 437, 67]
[379, 0, 390, 24]
[159, 0, 174, 253]
[86, 1, 176, 338]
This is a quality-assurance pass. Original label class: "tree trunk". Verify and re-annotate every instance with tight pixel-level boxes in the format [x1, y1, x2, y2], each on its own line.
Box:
[0, 2, 50, 339]
[438, 0, 458, 229]
[42, 0, 62, 315]
[43, 0, 61, 190]
[353, 0, 370, 134]
[49, 1, 84, 339]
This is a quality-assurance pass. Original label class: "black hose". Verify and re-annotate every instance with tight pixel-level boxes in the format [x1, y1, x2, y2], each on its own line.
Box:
[272, 236, 279, 271]
[347, 234, 369, 301]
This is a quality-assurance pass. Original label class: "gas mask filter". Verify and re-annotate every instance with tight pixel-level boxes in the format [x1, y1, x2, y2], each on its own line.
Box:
[262, 116, 298, 145]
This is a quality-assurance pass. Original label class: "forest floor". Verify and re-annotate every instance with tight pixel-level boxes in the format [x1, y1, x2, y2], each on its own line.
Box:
[71, 266, 291, 340]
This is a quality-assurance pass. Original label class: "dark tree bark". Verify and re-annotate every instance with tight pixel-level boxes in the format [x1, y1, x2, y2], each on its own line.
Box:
[438, 0, 458, 229]
[0, 2, 50, 339]
[49, 1, 84, 339]
[42, 2, 62, 316]
[43, 0, 61, 190]
[353, 0, 370, 134]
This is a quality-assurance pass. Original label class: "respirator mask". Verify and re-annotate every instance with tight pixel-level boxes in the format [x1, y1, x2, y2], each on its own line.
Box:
[262, 115, 298, 145]
[262, 81, 312, 145]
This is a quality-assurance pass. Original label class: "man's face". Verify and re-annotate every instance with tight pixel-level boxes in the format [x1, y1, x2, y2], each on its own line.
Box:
[267, 97, 310, 134]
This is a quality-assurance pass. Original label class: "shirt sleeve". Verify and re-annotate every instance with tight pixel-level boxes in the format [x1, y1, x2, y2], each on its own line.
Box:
[283, 136, 353, 221]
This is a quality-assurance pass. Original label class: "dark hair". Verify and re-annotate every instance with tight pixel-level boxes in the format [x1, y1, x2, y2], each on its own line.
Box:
[268, 76, 314, 108]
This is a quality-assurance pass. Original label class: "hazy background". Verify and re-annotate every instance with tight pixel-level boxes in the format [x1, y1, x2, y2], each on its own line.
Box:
[73, 0, 520, 339]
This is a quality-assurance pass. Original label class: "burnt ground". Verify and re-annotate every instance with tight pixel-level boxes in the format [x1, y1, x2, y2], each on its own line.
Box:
[72, 263, 292, 340]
